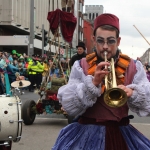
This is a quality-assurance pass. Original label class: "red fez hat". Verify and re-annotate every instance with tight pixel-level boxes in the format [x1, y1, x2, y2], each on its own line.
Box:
[94, 13, 119, 35]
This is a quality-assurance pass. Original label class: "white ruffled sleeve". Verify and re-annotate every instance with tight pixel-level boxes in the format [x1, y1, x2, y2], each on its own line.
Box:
[126, 61, 150, 116]
[57, 61, 101, 117]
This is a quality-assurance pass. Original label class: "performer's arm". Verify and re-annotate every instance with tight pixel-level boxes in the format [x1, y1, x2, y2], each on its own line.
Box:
[126, 61, 150, 116]
[57, 61, 101, 117]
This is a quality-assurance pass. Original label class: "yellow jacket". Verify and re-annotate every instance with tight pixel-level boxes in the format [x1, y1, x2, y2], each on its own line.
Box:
[42, 62, 49, 76]
[28, 61, 44, 74]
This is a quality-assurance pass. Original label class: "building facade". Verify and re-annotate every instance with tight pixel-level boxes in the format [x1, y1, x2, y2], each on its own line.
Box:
[83, 19, 94, 54]
[140, 48, 150, 64]
[78, 0, 84, 43]
[0, 0, 50, 54]
[0, 0, 84, 57]
[83, 5, 103, 54]
[85, 5, 103, 22]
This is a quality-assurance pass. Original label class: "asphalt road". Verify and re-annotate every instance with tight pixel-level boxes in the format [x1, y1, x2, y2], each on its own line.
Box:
[12, 117, 68, 150]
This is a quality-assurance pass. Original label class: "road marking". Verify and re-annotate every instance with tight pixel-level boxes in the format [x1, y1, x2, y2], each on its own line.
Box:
[131, 123, 150, 126]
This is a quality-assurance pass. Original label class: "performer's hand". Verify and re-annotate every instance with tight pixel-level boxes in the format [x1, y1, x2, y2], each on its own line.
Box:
[92, 62, 110, 87]
[16, 76, 25, 81]
[118, 85, 133, 97]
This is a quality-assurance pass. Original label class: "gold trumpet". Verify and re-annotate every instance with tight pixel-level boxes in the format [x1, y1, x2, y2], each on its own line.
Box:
[103, 51, 127, 107]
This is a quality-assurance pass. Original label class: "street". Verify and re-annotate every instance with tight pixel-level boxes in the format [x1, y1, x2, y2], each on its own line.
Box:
[11, 91, 68, 150]
[10, 91, 150, 150]
[12, 117, 68, 150]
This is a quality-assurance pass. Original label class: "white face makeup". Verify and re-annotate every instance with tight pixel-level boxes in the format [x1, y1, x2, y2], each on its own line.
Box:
[93, 27, 121, 60]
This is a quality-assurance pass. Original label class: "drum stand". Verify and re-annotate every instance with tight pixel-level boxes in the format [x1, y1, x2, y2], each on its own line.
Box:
[12, 87, 24, 96]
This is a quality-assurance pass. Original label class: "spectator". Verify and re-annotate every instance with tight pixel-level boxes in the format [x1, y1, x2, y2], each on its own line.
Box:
[11, 49, 18, 60]
[0, 51, 3, 60]
[0, 68, 5, 94]
[42, 57, 49, 84]
[27, 54, 44, 91]
[146, 65, 150, 82]
[50, 63, 59, 77]
[69, 41, 86, 67]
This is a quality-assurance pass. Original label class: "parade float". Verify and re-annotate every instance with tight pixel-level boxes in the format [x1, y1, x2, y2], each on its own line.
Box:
[22, 8, 77, 125]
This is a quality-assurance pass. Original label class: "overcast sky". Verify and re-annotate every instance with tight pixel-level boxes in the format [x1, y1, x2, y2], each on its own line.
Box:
[84, 0, 150, 59]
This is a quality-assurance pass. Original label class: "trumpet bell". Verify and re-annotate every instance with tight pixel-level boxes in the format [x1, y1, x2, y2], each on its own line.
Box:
[104, 87, 127, 108]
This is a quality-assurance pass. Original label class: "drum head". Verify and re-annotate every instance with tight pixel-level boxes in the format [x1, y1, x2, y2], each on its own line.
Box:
[0, 96, 22, 142]
[11, 80, 31, 88]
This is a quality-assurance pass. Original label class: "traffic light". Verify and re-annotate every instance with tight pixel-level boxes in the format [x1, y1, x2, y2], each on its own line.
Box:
[44, 30, 48, 47]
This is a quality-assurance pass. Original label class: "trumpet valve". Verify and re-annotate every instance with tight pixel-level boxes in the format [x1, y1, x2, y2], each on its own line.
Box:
[107, 66, 111, 71]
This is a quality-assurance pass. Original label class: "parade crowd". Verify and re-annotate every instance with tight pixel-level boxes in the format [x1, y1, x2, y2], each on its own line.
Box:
[0, 50, 69, 94]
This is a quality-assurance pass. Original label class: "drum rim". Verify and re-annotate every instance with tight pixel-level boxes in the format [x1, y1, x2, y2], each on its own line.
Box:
[13, 97, 22, 142]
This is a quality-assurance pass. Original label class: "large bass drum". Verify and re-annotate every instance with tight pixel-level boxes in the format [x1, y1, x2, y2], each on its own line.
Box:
[0, 95, 22, 142]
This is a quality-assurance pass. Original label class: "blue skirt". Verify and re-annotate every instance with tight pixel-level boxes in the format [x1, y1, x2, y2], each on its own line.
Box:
[52, 122, 150, 150]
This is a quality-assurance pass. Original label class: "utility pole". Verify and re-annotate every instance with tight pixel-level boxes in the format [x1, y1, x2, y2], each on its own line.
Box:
[42, 24, 44, 56]
[53, 0, 54, 11]
[133, 25, 150, 46]
[133, 25, 150, 63]
[29, 0, 34, 56]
